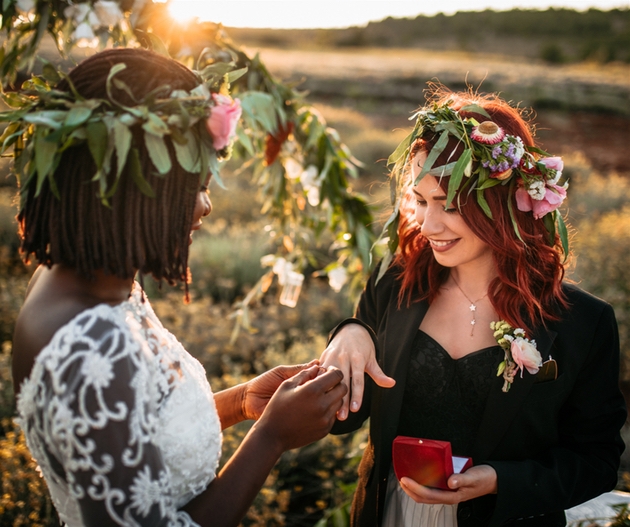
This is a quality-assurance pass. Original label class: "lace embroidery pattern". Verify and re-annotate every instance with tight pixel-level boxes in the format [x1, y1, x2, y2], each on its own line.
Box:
[17, 286, 221, 527]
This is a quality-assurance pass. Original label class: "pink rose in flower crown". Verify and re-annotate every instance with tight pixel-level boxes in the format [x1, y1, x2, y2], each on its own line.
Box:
[206, 94, 242, 151]
[515, 183, 567, 220]
[510, 337, 542, 377]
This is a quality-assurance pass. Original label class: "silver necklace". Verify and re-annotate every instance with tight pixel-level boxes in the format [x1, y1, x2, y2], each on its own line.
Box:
[451, 275, 489, 337]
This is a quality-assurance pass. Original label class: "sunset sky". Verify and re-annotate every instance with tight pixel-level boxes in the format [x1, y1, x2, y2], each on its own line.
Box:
[166, 0, 628, 27]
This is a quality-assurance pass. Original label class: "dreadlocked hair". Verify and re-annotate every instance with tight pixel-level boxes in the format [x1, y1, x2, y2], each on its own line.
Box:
[18, 49, 202, 296]
[395, 86, 569, 334]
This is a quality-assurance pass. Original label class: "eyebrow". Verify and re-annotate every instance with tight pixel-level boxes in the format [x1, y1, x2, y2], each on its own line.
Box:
[412, 188, 446, 201]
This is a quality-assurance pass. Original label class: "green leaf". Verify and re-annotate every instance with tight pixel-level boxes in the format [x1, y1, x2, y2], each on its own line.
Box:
[387, 129, 413, 167]
[64, 106, 92, 128]
[375, 249, 393, 284]
[458, 104, 491, 118]
[174, 129, 200, 173]
[416, 129, 449, 184]
[142, 112, 169, 137]
[143, 31, 170, 57]
[235, 127, 254, 157]
[239, 91, 277, 133]
[427, 161, 457, 178]
[556, 211, 569, 262]
[34, 128, 57, 196]
[497, 361, 506, 376]
[209, 154, 226, 189]
[506, 188, 524, 244]
[477, 177, 501, 190]
[86, 120, 108, 170]
[105, 63, 128, 103]
[41, 62, 61, 84]
[476, 189, 493, 219]
[144, 133, 171, 175]
[226, 67, 248, 84]
[446, 148, 472, 207]
[24, 110, 66, 129]
[113, 120, 132, 178]
[127, 147, 155, 197]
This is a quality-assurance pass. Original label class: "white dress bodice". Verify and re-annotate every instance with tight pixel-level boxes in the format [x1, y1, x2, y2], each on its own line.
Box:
[17, 285, 222, 526]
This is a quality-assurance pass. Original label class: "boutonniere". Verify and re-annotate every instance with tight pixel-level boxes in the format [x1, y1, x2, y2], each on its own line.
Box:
[492, 321, 543, 392]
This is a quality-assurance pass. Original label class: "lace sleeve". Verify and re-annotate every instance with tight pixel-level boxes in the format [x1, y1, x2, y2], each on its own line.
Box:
[18, 308, 204, 527]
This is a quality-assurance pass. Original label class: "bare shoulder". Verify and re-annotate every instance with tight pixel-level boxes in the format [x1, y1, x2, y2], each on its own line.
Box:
[12, 267, 102, 394]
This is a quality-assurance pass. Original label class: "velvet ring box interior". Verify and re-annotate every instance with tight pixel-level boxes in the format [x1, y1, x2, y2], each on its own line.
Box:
[392, 436, 473, 491]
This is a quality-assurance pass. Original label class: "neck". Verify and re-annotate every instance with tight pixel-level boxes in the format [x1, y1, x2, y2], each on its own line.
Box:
[448, 260, 497, 299]
[53, 264, 135, 305]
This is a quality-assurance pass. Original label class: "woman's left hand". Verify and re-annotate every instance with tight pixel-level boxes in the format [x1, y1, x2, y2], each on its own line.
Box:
[400, 465, 498, 504]
[242, 360, 320, 420]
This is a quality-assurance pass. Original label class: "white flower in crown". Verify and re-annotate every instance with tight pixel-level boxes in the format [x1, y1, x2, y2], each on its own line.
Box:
[328, 266, 348, 292]
[527, 180, 546, 200]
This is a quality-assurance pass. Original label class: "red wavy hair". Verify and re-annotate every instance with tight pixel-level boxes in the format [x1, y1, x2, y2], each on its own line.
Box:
[394, 87, 569, 333]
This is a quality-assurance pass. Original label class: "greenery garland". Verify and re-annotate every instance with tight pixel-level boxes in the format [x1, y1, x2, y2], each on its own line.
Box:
[0, 0, 377, 336]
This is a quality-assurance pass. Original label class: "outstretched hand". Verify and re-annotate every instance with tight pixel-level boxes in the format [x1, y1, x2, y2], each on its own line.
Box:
[320, 323, 395, 420]
[399, 465, 498, 505]
[242, 360, 319, 421]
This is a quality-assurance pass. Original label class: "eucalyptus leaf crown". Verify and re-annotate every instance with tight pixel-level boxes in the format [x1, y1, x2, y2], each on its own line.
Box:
[0, 59, 245, 210]
[382, 100, 569, 267]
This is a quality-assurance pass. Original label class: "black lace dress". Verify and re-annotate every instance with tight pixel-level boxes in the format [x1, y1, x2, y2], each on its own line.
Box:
[382, 330, 504, 527]
[397, 330, 504, 456]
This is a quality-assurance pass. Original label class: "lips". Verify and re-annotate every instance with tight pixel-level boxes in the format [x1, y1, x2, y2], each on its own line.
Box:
[428, 238, 459, 252]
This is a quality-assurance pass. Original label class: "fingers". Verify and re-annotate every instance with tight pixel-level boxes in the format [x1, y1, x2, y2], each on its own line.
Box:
[289, 364, 321, 386]
[305, 367, 345, 393]
[365, 360, 396, 388]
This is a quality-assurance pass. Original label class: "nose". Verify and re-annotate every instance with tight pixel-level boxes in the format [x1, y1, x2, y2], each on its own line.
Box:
[202, 192, 212, 217]
[418, 206, 443, 237]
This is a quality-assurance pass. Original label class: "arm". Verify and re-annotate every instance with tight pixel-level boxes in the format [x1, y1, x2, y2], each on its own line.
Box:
[182, 366, 347, 527]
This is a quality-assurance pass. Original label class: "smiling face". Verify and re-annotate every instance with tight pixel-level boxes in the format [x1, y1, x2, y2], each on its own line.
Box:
[412, 152, 493, 273]
[189, 175, 212, 244]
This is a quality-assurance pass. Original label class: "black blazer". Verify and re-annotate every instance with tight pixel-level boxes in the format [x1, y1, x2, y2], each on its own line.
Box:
[330, 263, 626, 527]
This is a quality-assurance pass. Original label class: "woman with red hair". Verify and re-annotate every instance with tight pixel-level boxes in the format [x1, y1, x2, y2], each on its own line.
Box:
[320, 87, 626, 526]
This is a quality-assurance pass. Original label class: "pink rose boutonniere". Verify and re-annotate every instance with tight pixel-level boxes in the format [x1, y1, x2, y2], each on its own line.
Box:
[492, 321, 542, 392]
[206, 93, 242, 151]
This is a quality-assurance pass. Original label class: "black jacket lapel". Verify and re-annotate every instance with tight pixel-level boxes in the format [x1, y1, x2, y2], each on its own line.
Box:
[472, 326, 557, 461]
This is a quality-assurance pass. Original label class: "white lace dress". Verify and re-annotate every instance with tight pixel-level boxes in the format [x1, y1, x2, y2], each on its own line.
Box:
[17, 284, 222, 527]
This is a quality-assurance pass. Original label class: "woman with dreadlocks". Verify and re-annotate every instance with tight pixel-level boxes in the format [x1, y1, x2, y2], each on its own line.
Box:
[7, 48, 346, 527]
[319, 87, 626, 526]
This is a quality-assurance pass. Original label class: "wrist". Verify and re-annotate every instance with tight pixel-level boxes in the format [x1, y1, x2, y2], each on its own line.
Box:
[248, 418, 285, 460]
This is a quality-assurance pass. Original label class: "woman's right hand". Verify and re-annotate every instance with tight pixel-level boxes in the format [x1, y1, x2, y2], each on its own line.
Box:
[254, 365, 347, 453]
[320, 323, 395, 420]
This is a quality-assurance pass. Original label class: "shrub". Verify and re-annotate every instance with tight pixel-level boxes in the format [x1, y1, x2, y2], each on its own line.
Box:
[0, 419, 60, 527]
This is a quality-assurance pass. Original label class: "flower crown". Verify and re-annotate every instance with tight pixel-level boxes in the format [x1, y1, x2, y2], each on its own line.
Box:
[384, 101, 569, 260]
[0, 61, 244, 210]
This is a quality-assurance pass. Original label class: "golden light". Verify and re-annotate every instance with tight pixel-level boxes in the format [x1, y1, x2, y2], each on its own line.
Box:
[166, 0, 198, 25]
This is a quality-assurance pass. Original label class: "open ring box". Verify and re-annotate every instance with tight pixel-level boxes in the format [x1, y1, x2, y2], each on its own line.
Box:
[392, 436, 473, 491]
